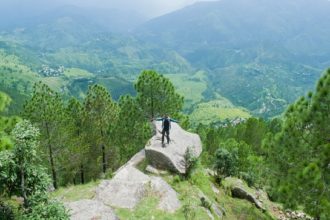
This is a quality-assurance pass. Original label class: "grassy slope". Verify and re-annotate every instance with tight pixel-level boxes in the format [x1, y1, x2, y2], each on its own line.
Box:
[165, 71, 208, 108]
[189, 97, 251, 125]
[164, 71, 252, 125]
[0, 50, 39, 114]
[52, 162, 272, 220]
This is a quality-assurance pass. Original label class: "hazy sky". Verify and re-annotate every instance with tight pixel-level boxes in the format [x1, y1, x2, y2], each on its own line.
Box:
[1, 0, 218, 18]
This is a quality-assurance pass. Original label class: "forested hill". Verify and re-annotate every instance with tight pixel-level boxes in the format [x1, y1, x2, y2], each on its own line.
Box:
[136, 0, 330, 116]
[1, 0, 330, 120]
[1, 69, 329, 219]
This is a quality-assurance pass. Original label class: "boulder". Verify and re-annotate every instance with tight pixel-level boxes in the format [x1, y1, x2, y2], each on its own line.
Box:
[223, 177, 266, 211]
[149, 176, 181, 212]
[198, 190, 224, 218]
[66, 199, 118, 220]
[95, 166, 150, 209]
[145, 120, 202, 174]
[95, 155, 181, 212]
[231, 186, 265, 211]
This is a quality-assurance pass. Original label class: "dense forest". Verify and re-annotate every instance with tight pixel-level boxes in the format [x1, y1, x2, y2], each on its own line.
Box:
[1, 69, 329, 219]
[1, 0, 330, 219]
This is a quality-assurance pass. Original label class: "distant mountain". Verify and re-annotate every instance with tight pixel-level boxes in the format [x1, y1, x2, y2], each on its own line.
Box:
[1, 0, 330, 119]
[137, 0, 330, 64]
[0, 5, 147, 33]
[0, 6, 193, 114]
[0, 5, 192, 74]
[136, 0, 330, 116]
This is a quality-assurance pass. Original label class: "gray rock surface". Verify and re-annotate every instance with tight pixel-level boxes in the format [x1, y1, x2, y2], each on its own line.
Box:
[145, 120, 202, 174]
[96, 166, 149, 209]
[66, 199, 118, 220]
[231, 186, 265, 211]
[198, 189, 224, 218]
[150, 176, 181, 212]
[95, 150, 181, 212]
[65, 136, 187, 218]
[224, 177, 266, 211]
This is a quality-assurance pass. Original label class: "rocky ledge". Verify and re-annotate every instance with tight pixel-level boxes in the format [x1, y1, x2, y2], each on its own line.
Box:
[145, 120, 202, 174]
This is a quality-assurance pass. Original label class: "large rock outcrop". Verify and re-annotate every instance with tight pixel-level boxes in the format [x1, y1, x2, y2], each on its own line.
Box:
[65, 121, 202, 218]
[95, 150, 181, 212]
[223, 177, 266, 211]
[66, 199, 118, 220]
[145, 120, 202, 174]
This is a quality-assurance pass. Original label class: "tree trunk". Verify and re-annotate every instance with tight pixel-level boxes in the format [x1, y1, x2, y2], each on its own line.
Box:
[80, 164, 85, 184]
[100, 127, 107, 174]
[102, 144, 106, 173]
[20, 165, 28, 207]
[49, 143, 58, 189]
[151, 89, 154, 119]
[45, 122, 58, 189]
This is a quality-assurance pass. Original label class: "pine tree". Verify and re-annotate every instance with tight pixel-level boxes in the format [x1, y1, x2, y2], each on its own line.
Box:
[135, 70, 184, 119]
[115, 95, 151, 163]
[0, 92, 18, 151]
[23, 82, 65, 189]
[83, 84, 118, 174]
[63, 98, 89, 184]
[266, 69, 330, 219]
[242, 118, 267, 154]
[0, 92, 11, 113]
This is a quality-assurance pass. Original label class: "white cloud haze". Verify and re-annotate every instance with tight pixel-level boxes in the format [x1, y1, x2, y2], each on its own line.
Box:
[1, 0, 219, 18]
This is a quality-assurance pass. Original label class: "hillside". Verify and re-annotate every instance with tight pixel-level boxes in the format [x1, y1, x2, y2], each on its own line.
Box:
[136, 0, 330, 116]
[1, 0, 330, 120]
[51, 122, 278, 220]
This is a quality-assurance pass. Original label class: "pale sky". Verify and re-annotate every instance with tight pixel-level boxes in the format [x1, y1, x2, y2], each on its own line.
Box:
[1, 0, 219, 18]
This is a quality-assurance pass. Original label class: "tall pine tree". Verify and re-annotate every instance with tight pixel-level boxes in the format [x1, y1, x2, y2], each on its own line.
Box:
[83, 85, 118, 174]
[23, 82, 65, 189]
[63, 98, 89, 184]
[266, 69, 330, 219]
[135, 70, 184, 119]
[115, 95, 151, 163]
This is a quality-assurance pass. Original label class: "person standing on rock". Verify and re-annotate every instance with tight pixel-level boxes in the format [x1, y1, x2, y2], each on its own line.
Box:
[157, 115, 178, 145]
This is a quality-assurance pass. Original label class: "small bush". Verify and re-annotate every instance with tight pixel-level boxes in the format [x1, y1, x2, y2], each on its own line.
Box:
[22, 198, 69, 220]
[173, 175, 181, 183]
[0, 201, 14, 220]
[183, 148, 198, 179]
[200, 197, 211, 210]
[213, 148, 238, 183]
[183, 200, 196, 220]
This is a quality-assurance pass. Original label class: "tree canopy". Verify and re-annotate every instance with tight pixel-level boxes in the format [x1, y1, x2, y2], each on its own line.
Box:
[135, 70, 184, 119]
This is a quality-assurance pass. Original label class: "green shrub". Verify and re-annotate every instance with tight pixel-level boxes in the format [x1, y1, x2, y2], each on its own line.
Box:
[22, 200, 69, 220]
[213, 148, 238, 183]
[173, 175, 181, 183]
[183, 148, 198, 179]
[200, 197, 211, 210]
[183, 200, 196, 220]
[0, 201, 14, 220]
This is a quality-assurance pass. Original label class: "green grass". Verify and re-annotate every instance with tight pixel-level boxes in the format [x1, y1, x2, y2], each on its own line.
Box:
[165, 71, 208, 107]
[189, 98, 251, 125]
[0, 49, 40, 114]
[136, 158, 149, 172]
[161, 163, 272, 220]
[64, 68, 94, 78]
[0, 49, 39, 86]
[41, 77, 68, 92]
[50, 162, 275, 220]
[51, 181, 99, 202]
[115, 182, 211, 220]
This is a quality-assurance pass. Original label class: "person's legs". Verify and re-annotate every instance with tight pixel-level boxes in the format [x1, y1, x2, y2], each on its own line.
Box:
[166, 130, 170, 144]
[162, 129, 165, 143]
